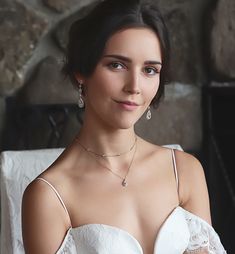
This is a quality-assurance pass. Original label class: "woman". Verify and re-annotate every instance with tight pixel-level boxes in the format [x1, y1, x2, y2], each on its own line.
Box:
[22, 0, 226, 253]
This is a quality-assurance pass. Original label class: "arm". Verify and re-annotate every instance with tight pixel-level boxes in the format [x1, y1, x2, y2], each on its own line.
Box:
[175, 150, 212, 225]
[22, 180, 69, 254]
[175, 150, 213, 253]
[177, 150, 227, 252]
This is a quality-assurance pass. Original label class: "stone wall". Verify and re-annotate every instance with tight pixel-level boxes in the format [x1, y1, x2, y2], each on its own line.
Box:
[0, 0, 234, 152]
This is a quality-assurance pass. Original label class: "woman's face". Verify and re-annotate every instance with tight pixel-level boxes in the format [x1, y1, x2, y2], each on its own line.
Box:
[79, 27, 162, 130]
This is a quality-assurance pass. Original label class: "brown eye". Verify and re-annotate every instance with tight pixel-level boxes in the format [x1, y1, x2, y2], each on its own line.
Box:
[144, 66, 159, 75]
[108, 62, 125, 69]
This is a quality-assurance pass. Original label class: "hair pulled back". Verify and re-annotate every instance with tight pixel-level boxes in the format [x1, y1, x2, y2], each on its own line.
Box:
[63, 0, 170, 107]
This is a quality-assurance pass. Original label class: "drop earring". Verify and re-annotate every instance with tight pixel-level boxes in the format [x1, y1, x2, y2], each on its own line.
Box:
[146, 106, 151, 120]
[78, 82, 84, 108]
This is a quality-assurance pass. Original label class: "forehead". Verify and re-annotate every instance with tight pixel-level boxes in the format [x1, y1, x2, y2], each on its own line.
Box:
[103, 28, 162, 59]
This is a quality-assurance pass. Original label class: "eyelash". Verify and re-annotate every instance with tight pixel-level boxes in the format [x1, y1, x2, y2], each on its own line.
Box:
[107, 61, 160, 75]
[108, 62, 125, 70]
[144, 66, 160, 75]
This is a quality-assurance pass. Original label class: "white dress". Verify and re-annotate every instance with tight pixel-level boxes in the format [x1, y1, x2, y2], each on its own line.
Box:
[36, 149, 227, 254]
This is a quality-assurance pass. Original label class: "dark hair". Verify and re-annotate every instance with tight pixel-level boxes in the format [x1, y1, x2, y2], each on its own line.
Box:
[62, 0, 170, 108]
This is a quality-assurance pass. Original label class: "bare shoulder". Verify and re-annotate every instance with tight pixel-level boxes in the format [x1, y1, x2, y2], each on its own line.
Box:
[140, 141, 204, 182]
[22, 179, 69, 254]
[140, 139, 212, 224]
[23, 177, 66, 213]
[173, 149, 212, 224]
[173, 149, 205, 181]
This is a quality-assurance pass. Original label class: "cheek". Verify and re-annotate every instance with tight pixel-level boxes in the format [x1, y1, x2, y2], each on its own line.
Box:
[86, 75, 114, 100]
[145, 81, 160, 101]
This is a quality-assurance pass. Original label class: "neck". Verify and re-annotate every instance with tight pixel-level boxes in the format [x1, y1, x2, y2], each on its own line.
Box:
[77, 127, 136, 157]
[74, 111, 139, 184]
[76, 114, 137, 157]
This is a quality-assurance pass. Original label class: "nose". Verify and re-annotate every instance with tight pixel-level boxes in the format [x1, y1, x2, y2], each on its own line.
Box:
[123, 70, 141, 95]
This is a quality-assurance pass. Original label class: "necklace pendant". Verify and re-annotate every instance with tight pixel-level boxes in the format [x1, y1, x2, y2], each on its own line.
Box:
[122, 179, 128, 187]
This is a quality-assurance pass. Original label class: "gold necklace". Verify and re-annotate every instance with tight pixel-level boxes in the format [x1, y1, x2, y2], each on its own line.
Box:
[76, 136, 137, 158]
[78, 139, 137, 187]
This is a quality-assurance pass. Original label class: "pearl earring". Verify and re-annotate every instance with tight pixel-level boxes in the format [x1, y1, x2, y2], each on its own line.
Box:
[78, 81, 84, 108]
[146, 106, 151, 120]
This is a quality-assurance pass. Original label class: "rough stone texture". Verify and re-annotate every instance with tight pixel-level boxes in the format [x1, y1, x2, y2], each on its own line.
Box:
[0, 1, 48, 96]
[135, 83, 202, 151]
[42, 0, 88, 13]
[157, 0, 188, 5]
[54, 1, 99, 51]
[165, 8, 197, 83]
[210, 0, 235, 79]
[20, 56, 77, 104]
[157, 0, 208, 84]
[159, 0, 207, 84]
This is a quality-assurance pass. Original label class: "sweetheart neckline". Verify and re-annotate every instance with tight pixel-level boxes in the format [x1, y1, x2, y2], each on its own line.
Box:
[65, 206, 180, 253]
[59, 206, 213, 254]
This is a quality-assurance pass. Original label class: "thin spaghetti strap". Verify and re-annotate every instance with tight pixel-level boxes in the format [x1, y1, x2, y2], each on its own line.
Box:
[36, 177, 71, 226]
[171, 149, 179, 194]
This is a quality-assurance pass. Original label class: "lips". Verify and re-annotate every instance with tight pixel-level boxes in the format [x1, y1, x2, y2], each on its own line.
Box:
[121, 101, 138, 106]
[114, 100, 139, 106]
[114, 99, 140, 111]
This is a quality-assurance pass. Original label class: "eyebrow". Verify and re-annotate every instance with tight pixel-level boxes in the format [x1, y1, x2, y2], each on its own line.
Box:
[103, 54, 162, 65]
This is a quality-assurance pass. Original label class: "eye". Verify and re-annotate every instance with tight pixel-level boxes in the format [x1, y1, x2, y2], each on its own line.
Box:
[144, 66, 160, 75]
[108, 62, 126, 70]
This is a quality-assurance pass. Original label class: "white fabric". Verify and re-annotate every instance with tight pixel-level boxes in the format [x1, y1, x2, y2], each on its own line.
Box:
[0, 148, 64, 254]
[56, 207, 226, 254]
[0, 145, 226, 254]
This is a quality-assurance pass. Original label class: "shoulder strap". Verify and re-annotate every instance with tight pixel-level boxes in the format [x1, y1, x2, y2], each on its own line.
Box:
[171, 149, 179, 194]
[36, 177, 71, 226]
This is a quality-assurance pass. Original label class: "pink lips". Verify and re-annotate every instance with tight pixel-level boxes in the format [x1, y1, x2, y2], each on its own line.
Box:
[115, 100, 139, 111]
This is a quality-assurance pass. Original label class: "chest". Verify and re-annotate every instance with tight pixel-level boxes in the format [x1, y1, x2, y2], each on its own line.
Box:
[67, 174, 178, 254]
[60, 208, 190, 254]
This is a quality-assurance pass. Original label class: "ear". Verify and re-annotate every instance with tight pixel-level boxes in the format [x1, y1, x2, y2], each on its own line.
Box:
[74, 73, 85, 85]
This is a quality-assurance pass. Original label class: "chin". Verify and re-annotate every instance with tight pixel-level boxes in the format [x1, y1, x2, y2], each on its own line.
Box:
[118, 123, 135, 130]
[110, 116, 140, 130]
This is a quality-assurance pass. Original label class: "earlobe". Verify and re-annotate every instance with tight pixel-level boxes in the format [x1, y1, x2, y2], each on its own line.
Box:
[74, 73, 84, 85]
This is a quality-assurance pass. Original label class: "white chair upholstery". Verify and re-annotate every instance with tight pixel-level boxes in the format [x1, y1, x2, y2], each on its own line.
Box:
[0, 148, 64, 254]
[0, 144, 182, 254]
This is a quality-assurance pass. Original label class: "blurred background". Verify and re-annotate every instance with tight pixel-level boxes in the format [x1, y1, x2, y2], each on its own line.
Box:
[0, 0, 234, 252]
